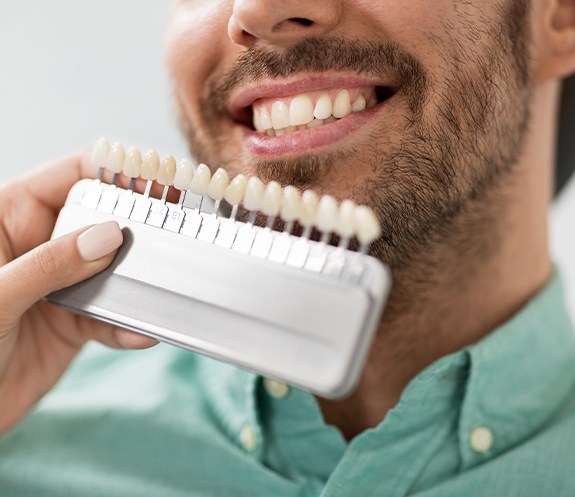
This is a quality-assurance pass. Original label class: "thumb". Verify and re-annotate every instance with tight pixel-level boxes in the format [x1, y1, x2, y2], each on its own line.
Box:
[0, 221, 123, 318]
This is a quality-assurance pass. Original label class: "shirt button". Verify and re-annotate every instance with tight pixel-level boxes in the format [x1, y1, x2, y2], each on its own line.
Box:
[240, 424, 257, 453]
[263, 378, 290, 399]
[469, 426, 494, 454]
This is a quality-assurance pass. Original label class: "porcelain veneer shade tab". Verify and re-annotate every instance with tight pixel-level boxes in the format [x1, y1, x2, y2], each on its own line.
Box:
[281, 186, 301, 222]
[337, 200, 356, 239]
[91, 136, 110, 168]
[207, 168, 230, 200]
[141, 149, 161, 180]
[316, 195, 339, 234]
[262, 181, 282, 217]
[107, 142, 125, 174]
[173, 158, 195, 191]
[355, 205, 381, 245]
[299, 190, 319, 227]
[189, 163, 211, 195]
[123, 146, 142, 178]
[224, 174, 248, 205]
[156, 155, 177, 186]
[243, 177, 265, 211]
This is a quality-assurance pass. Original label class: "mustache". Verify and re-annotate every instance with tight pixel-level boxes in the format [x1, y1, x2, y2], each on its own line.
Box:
[207, 37, 429, 116]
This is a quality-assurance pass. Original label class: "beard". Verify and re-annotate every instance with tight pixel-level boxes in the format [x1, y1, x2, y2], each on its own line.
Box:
[176, 0, 533, 275]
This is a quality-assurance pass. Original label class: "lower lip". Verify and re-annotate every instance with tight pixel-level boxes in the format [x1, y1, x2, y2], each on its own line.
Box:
[241, 101, 388, 157]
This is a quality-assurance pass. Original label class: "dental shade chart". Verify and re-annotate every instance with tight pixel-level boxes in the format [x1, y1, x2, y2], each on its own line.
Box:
[47, 137, 392, 398]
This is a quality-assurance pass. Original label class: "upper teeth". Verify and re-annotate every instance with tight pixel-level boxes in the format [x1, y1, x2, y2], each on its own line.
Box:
[252, 88, 377, 135]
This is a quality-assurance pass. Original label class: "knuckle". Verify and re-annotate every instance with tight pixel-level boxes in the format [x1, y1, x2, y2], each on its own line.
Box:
[32, 246, 60, 278]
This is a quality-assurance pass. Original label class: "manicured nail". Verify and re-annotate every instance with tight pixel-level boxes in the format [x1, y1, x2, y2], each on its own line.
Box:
[77, 221, 123, 261]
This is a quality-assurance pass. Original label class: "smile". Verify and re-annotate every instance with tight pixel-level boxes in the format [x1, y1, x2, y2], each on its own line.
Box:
[230, 75, 397, 156]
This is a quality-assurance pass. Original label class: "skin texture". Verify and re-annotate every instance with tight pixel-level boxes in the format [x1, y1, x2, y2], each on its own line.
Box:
[166, 0, 575, 437]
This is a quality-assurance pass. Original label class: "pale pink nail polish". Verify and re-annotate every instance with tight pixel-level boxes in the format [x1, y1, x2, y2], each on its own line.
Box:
[76, 221, 123, 261]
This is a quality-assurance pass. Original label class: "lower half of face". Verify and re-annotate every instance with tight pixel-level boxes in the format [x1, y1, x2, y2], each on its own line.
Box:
[166, 0, 533, 271]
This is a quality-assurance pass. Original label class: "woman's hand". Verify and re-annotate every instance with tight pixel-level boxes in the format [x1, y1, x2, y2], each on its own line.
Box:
[0, 153, 157, 435]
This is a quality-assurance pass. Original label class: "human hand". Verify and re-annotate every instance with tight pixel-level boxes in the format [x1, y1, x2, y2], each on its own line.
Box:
[0, 153, 158, 435]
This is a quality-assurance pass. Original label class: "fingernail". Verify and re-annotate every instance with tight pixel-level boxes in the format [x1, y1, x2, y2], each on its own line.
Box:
[77, 221, 123, 261]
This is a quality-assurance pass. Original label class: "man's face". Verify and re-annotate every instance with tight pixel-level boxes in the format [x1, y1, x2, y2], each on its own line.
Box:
[165, 0, 532, 270]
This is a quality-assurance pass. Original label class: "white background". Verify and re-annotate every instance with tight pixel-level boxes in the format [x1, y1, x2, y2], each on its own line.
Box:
[1, 1, 575, 317]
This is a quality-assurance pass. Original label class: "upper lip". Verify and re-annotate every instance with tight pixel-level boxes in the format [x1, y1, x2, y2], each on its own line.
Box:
[229, 73, 395, 121]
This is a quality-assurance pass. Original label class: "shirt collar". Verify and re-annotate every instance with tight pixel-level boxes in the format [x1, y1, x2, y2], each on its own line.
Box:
[199, 270, 575, 476]
[458, 271, 575, 468]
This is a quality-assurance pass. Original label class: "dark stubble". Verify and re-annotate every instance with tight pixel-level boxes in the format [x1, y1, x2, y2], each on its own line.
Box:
[180, 0, 532, 275]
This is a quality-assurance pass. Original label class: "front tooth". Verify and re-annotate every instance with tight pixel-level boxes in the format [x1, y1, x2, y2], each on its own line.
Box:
[299, 190, 319, 227]
[189, 163, 211, 195]
[281, 186, 301, 222]
[173, 158, 195, 191]
[336, 199, 356, 239]
[123, 146, 142, 178]
[271, 101, 289, 129]
[141, 149, 160, 180]
[224, 174, 248, 205]
[333, 90, 352, 119]
[91, 136, 110, 168]
[316, 195, 338, 234]
[355, 205, 381, 245]
[289, 96, 314, 126]
[351, 94, 366, 113]
[262, 181, 282, 217]
[207, 168, 230, 200]
[243, 177, 265, 211]
[314, 94, 333, 120]
[107, 142, 125, 173]
[260, 107, 272, 130]
[156, 155, 177, 186]
[253, 108, 263, 132]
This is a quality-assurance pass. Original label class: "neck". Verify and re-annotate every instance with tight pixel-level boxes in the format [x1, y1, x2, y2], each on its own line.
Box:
[318, 81, 559, 440]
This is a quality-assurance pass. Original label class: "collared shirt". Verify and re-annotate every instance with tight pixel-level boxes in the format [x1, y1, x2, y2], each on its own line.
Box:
[1, 273, 575, 496]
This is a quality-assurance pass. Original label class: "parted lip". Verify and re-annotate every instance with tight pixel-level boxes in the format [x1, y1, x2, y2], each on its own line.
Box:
[229, 73, 396, 120]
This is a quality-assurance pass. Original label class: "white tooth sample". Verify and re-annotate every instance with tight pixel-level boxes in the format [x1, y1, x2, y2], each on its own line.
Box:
[189, 163, 211, 195]
[314, 94, 333, 120]
[243, 177, 265, 211]
[281, 186, 301, 222]
[336, 199, 356, 239]
[289, 96, 314, 126]
[271, 101, 289, 129]
[262, 181, 282, 217]
[351, 94, 367, 113]
[260, 107, 272, 130]
[107, 142, 125, 173]
[207, 168, 230, 200]
[299, 190, 319, 227]
[333, 90, 352, 119]
[224, 174, 248, 205]
[156, 155, 177, 186]
[91, 136, 110, 168]
[173, 158, 195, 191]
[355, 205, 382, 245]
[253, 109, 263, 132]
[316, 195, 339, 234]
[123, 146, 142, 178]
[141, 149, 160, 180]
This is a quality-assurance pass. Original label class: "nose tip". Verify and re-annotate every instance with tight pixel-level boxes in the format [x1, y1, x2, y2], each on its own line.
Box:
[228, 0, 343, 48]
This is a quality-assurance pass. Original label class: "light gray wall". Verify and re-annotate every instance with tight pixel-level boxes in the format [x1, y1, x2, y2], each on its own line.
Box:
[1, 2, 575, 319]
[0, 1, 187, 182]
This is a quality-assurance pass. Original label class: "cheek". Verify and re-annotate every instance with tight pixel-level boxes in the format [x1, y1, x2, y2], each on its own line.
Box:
[165, 1, 235, 106]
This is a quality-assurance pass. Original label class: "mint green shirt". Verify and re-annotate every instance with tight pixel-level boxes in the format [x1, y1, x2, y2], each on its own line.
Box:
[1, 274, 575, 496]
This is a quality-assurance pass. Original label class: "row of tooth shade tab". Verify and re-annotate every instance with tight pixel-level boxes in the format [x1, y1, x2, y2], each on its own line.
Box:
[91, 137, 381, 249]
